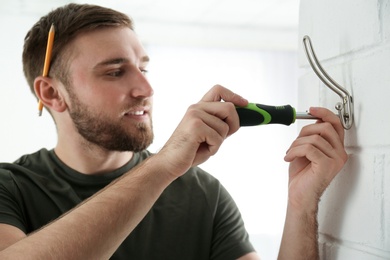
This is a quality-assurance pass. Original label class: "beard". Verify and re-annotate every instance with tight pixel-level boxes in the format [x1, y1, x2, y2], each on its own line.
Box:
[67, 93, 154, 152]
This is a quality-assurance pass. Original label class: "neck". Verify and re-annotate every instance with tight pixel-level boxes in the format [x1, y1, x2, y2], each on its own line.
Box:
[55, 137, 134, 175]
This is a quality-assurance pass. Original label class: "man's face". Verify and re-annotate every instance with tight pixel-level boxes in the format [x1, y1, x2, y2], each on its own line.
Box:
[64, 26, 154, 152]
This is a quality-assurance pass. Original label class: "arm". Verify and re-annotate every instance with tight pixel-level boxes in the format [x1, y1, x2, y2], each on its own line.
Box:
[0, 157, 174, 259]
[0, 85, 248, 259]
[278, 107, 348, 259]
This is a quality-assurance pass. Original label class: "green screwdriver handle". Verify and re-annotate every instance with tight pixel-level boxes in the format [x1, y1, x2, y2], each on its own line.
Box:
[236, 103, 296, 126]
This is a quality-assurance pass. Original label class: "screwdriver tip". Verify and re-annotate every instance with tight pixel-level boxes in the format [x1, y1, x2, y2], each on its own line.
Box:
[295, 112, 318, 120]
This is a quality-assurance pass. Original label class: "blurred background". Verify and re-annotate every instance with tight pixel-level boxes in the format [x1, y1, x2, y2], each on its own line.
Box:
[0, 0, 301, 259]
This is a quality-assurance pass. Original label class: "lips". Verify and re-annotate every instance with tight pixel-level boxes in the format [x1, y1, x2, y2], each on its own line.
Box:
[123, 107, 149, 117]
[129, 110, 145, 115]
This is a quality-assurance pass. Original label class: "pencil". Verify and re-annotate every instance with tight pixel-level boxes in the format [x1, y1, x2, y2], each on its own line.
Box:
[38, 24, 55, 116]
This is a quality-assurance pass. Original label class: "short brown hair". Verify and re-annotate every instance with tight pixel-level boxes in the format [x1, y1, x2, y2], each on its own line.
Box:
[22, 3, 133, 97]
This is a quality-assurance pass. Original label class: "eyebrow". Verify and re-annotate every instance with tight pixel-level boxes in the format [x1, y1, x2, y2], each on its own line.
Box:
[93, 55, 150, 69]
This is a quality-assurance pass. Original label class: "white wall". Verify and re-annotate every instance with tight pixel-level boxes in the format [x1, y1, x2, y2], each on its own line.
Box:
[299, 0, 390, 259]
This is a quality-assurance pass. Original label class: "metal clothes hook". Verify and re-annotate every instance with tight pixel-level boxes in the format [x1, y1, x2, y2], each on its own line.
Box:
[302, 35, 354, 130]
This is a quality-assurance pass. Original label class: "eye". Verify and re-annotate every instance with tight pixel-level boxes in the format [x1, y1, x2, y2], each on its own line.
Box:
[140, 69, 148, 75]
[107, 69, 124, 77]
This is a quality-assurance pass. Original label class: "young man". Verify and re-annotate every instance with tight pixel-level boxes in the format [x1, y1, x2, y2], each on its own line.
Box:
[0, 3, 347, 260]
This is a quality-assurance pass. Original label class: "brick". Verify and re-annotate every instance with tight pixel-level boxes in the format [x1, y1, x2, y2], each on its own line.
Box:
[321, 241, 390, 260]
[385, 153, 390, 249]
[382, 0, 390, 41]
[344, 47, 390, 146]
[318, 150, 389, 251]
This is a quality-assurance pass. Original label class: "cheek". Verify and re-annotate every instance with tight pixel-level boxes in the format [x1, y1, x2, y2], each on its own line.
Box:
[101, 88, 129, 109]
[94, 88, 131, 116]
[74, 81, 123, 108]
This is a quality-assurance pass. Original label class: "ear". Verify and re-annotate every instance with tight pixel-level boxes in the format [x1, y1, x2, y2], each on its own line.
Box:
[34, 76, 67, 113]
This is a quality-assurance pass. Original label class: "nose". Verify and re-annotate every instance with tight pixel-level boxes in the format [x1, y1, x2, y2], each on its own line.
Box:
[129, 69, 154, 98]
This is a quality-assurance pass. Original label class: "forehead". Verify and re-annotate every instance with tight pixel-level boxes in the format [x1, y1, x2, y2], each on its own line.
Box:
[69, 26, 148, 67]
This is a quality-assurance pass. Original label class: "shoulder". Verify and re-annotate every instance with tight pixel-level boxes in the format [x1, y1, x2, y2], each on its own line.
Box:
[176, 166, 222, 191]
[0, 148, 51, 170]
[165, 166, 231, 210]
[0, 148, 53, 184]
[13, 148, 52, 166]
[0, 167, 17, 192]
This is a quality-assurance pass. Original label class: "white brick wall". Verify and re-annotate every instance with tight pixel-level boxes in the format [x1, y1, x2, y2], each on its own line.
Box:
[299, 0, 390, 259]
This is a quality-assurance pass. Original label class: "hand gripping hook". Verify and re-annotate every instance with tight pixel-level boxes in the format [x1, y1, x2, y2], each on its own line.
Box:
[302, 35, 354, 130]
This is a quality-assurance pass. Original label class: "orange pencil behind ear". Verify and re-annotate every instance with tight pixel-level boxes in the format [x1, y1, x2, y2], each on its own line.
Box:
[38, 24, 55, 116]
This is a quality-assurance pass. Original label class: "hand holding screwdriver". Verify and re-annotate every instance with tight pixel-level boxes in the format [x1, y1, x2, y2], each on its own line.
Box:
[236, 103, 318, 126]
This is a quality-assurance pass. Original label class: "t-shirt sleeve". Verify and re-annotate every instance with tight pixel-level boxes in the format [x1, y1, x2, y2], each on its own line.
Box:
[0, 169, 27, 233]
[210, 182, 256, 260]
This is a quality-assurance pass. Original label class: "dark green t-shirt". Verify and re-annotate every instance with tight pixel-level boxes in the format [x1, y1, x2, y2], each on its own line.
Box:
[0, 149, 255, 259]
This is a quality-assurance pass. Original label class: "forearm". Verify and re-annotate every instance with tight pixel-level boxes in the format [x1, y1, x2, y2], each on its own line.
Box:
[278, 201, 319, 260]
[0, 156, 174, 260]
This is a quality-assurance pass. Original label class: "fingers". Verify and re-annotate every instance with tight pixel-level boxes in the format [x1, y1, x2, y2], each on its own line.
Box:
[197, 84, 248, 137]
[287, 107, 346, 159]
[188, 85, 248, 164]
[294, 122, 345, 159]
[285, 124, 347, 164]
[184, 103, 231, 147]
[201, 84, 248, 107]
[285, 140, 345, 178]
[194, 101, 241, 137]
[309, 107, 344, 142]
[286, 133, 335, 161]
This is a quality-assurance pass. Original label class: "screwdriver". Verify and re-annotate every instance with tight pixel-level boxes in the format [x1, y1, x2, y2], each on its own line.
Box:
[236, 103, 318, 126]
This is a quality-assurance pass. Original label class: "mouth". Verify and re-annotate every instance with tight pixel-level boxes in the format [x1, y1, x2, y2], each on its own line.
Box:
[123, 107, 150, 118]
[127, 110, 145, 116]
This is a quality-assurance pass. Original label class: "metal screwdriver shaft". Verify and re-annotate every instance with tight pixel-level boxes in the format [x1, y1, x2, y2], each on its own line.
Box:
[295, 112, 318, 120]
